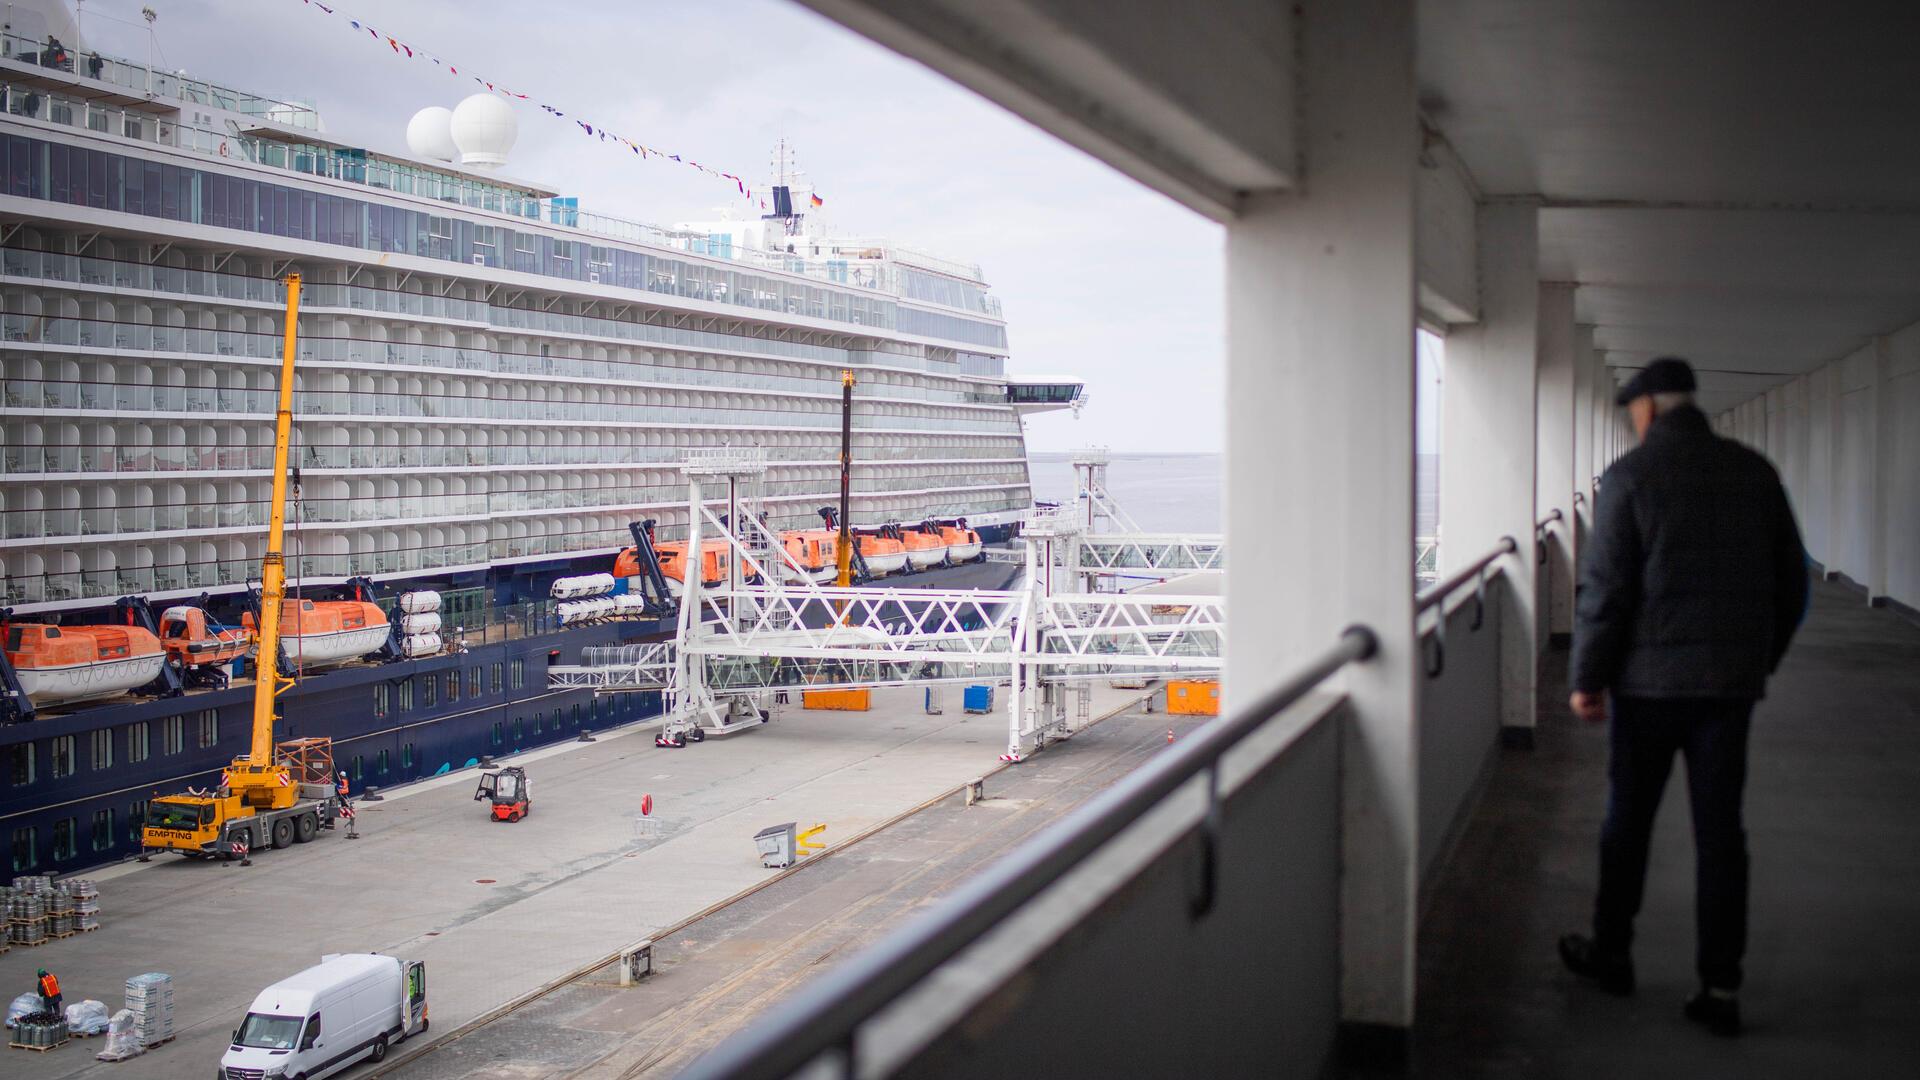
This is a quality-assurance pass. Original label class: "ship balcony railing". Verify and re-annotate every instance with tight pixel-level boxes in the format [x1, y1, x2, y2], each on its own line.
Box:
[0, 313, 1002, 415]
[0, 442, 1026, 478]
[5, 248, 1011, 382]
[0, 32, 318, 128]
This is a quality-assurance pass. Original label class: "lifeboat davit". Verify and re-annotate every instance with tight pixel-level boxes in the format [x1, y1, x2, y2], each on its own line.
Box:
[898, 528, 949, 570]
[938, 524, 984, 562]
[157, 606, 253, 670]
[2, 621, 166, 705]
[243, 598, 392, 669]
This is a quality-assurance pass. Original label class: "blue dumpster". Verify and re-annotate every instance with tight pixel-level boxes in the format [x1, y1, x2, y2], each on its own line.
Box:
[963, 685, 995, 714]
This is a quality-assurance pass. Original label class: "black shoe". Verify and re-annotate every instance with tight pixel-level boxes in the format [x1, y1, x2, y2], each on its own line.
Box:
[1684, 990, 1742, 1037]
[1558, 933, 1636, 995]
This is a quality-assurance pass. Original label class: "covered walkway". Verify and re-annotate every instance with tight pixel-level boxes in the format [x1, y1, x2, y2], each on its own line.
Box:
[1416, 578, 1920, 1076]
[673, 3, 1920, 1076]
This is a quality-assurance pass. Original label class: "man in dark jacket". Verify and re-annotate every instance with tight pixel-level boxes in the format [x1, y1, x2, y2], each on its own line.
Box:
[1558, 357, 1807, 1037]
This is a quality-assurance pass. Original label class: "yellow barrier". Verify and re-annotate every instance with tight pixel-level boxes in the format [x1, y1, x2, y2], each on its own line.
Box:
[798, 823, 828, 854]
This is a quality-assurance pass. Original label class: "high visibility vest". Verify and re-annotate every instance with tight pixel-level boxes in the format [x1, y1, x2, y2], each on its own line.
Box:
[337, 774, 349, 795]
[39, 973, 59, 997]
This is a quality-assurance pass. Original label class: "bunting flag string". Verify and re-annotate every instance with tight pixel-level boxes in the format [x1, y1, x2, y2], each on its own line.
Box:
[288, 0, 776, 204]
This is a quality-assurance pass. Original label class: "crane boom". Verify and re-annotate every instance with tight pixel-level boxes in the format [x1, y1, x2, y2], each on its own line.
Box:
[250, 274, 302, 766]
[836, 369, 855, 589]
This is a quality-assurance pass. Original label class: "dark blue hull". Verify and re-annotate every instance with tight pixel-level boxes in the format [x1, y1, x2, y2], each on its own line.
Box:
[0, 548, 1024, 884]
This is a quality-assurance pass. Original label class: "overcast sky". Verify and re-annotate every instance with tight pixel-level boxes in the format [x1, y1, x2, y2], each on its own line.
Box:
[71, 0, 1230, 452]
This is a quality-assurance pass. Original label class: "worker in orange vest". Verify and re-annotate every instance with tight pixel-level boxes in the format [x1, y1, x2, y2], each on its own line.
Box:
[36, 968, 61, 1015]
[336, 770, 350, 800]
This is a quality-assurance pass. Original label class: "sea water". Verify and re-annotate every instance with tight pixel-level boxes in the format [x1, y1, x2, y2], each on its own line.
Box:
[1027, 452, 1439, 537]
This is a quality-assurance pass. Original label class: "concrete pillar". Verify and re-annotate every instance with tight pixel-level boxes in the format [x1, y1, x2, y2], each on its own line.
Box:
[1439, 203, 1539, 738]
[1224, 0, 1418, 1047]
[1827, 358, 1845, 580]
[1535, 288, 1577, 638]
[1573, 335, 1595, 529]
[1869, 336, 1892, 602]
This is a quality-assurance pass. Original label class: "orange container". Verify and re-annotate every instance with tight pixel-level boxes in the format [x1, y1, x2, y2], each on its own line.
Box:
[803, 688, 872, 711]
[1165, 679, 1220, 716]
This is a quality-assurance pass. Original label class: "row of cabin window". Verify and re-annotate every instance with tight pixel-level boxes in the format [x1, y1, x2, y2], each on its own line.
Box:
[371, 660, 525, 718]
[11, 802, 143, 871]
[5, 710, 216, 786]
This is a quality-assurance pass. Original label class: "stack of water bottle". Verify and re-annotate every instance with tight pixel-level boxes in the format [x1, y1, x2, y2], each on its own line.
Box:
[124, 973, 175, 1048]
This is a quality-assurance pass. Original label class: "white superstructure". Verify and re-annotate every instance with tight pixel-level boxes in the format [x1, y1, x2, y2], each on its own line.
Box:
[0, 4, 1083, 612]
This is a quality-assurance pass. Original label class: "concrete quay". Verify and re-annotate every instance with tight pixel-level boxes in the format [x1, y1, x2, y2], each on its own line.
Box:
[1, 683, 1151, 1080]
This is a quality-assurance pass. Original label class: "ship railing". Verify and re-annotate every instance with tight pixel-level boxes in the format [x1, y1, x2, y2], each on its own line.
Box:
[0, 31, 318, 128]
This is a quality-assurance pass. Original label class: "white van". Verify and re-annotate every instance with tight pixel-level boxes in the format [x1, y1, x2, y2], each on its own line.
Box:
[220, 953, 427, 1080]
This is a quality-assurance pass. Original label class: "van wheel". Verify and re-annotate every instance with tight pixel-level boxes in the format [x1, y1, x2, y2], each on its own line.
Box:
[270, 817, 294, 849]
[293, 813, 318, 844]
[369, 1034, 390, 1062]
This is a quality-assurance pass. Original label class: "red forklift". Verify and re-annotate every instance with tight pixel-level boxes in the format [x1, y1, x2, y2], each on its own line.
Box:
[474, 766, 532, 822]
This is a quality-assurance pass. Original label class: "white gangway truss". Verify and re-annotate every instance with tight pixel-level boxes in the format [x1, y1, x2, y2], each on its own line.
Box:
[548, 449, 1223, 759]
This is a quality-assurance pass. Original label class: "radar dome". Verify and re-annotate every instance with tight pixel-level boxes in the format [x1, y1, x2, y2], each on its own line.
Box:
[405, 106, 457, 162]
[449, 94, 517, 169]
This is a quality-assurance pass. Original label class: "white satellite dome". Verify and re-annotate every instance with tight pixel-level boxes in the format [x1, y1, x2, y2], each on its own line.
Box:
[449, 94, 518, 169]
[404, 106, 457, 163]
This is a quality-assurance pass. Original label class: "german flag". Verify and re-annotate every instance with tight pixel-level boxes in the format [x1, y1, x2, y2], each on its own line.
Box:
[809, 193, 824, 208]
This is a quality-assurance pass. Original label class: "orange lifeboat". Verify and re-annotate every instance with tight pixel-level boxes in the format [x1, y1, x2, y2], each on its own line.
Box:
[655, 539, 761, 595]
[157, 606, 253, 670]
[938, 524, 984, 562]
[782, 530, 842, 582]
[2, 621, 166, 705]
[898, 528, 949, 570]
[242, 598, 391, 669]
[857, 534, 908, 576]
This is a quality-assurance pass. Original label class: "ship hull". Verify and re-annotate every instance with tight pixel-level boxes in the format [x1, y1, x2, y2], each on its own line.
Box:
[0, 556, 1020, 885]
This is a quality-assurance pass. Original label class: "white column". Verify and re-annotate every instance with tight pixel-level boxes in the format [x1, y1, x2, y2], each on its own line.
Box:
[1535, 287, 1577, 638]
[1827, 359, 1845, 579]
[1224, 0, 1418, 1038]
[1439, 204, 1539, 734]
[1869, 337, 1892, 602]
[1573, 334, 1595, 528]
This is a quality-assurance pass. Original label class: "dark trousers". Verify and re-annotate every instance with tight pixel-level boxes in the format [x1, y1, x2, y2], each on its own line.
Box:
[1593, 696, 1753, 991]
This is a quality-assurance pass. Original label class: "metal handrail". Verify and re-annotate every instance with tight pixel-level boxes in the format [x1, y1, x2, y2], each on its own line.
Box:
[1535, 509, 1563, 532]
[1414, 536, 1517, 615]
[680, 625, 1381, 1080]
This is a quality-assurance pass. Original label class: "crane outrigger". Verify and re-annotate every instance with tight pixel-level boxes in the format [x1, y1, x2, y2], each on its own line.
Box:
[141, 275, 345, 860]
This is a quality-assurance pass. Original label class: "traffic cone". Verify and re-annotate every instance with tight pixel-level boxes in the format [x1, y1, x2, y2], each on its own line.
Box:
[1166, 728, 1175, 744]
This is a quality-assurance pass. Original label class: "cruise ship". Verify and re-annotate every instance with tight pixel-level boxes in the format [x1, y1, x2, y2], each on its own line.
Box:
[0, 1, 1082, 883]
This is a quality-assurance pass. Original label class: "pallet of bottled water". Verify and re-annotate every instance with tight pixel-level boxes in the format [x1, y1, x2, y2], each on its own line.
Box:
[123, 973, 175, 1048]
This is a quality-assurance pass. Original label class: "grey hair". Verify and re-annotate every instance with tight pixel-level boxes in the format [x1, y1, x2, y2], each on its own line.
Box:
[1650, 390, 1695, 412]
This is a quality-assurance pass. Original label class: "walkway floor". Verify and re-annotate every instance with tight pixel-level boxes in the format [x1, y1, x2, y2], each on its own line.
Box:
[1415, 578, 1920, 1077]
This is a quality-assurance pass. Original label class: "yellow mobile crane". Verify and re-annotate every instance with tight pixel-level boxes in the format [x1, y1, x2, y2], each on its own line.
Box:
[142, 275, 345, 860]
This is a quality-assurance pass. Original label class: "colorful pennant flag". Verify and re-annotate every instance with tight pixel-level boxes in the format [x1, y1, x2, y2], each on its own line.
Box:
[290, 0, 763, 203]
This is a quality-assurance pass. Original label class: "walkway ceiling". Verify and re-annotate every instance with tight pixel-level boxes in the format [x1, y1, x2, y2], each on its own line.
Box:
[1422, 0, 1920, 407]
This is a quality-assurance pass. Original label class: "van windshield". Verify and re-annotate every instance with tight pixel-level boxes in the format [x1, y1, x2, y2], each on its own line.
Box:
[235, 1013, 303, 1050]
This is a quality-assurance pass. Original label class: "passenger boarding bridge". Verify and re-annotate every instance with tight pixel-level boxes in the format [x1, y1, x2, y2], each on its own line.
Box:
[551, 449, 1223, 759]
[668, 2, 1920, 1078]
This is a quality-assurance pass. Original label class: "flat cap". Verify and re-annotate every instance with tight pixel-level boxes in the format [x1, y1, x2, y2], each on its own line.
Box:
[1615, 356, 1697, 406]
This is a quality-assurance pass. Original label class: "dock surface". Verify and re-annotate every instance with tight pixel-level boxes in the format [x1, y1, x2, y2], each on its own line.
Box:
[1, 684, 1145, 1080]
[381, 696, 1196, 1079]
